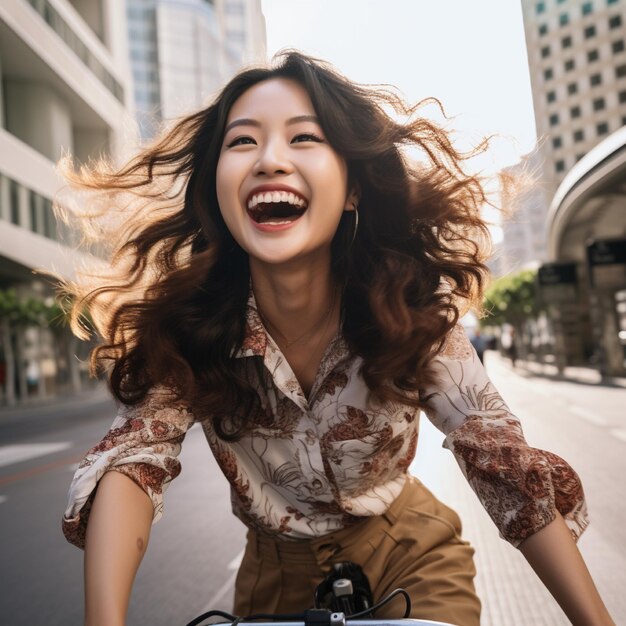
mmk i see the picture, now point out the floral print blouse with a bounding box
[63,293,588,550]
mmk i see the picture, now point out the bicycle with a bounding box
[186,562,457,626]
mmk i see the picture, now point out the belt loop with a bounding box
[383,475,413,525]
[248,529,259,559]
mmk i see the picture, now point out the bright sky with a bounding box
[261,0,538,176]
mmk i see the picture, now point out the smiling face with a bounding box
[216,78,357,268]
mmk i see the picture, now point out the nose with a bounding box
[252,139,293,176]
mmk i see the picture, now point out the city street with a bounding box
[1,352,625,625]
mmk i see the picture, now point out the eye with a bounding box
[226,136,256,147]
[292,133,324,144]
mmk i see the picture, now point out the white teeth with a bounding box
[247,190,309,210]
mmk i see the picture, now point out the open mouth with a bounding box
[246,191,308,225]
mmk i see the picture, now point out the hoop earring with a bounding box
[351,207,359,244]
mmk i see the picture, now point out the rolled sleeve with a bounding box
[422,325,589,547]
[62,385,195,549]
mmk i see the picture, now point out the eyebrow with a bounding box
[224,115,320,134]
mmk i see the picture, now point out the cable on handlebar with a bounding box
[186,588,411,625]
[185,609,237,626]
[347,588,411,619]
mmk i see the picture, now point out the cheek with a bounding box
[215,157,240,221]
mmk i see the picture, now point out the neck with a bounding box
[250,253,339,344]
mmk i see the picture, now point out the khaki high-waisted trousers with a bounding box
[233,476,481,626]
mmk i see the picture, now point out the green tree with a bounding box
[0,289,69,405]
[482,268,543,357]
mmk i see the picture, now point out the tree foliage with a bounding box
[0,288,67,329]
[482,268,542,327]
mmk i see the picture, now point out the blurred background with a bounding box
[1,1,625,624]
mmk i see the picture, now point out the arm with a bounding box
[84,471,154,626]
[519,511,614,626]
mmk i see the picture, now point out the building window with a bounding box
[556,160,566,172]
[552,136,563,149]
[537,2,546,13]
[29,191,38,233]
[565,58,575,71]
[618,64,626,76]
[10,179,20,226]
[547,90,557,103]
[588,49,600,62]
[593,97,606,110]
[571,105,582,118]
[558,0,566,3]
[573,129,585,142]
[560,13,570,25]
[608,0,619,4]
[550,113,560,125]
[585,25,597,37]
[567,82,579,94]
[541,45,551,58]
[613,40,625,53]
[43,198,56,240]
[544,67,554,80]
[539,23,549,35]
[609,15,623,28]
[596,121,609,134]
[590,73,603,86]
[582,1,594,14]
[619,89,626,102]
[562,35,573,48]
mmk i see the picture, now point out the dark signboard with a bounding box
[587,239,626,266]
[587,239,626,289]
[538,262,578,287]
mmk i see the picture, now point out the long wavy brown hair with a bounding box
[58,50,491,440]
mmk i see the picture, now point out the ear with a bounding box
[344,182,361,212]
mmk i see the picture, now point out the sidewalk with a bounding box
[491,351,626,389]
[0,384,114,429]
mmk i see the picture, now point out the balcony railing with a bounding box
[27,0,125,103]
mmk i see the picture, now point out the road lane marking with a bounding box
[611,429,626,444]
[567,406,607,426]
[228,549,244,570]
[0,495,7,504]
[0,454,84,486]
[0,442,73,468]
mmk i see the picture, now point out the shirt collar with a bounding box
[233,290,267,359]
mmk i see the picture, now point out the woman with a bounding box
[61,52,613,626]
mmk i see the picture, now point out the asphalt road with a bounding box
[1,352,625,625]
[0,394,247,626]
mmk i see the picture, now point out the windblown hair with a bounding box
[58,50,491,440]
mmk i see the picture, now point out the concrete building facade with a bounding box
[499,148,552,274]
[127,0,266,141]
[0,0,134,404]
[521,0,626,196]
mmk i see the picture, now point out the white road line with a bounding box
[611,429,626,444]
[567,406,607,426]
[0,495,7,504]
[228,549,244,571]
[0,442,73,468]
